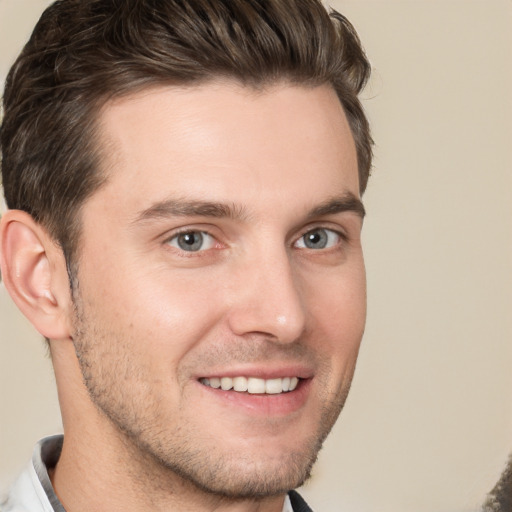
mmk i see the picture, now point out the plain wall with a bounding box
[1,1,511,511]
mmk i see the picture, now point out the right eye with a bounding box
[167,231,216,252]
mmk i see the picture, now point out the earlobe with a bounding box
[0,210,72,340]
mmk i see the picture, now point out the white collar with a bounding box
[282,494,294,512]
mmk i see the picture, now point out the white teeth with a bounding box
[247,377,266,394]
[233,376,248,392]
[209,377,221,389]
[265,378,283,394]
[220,377,233,390]
[200,376,300,394]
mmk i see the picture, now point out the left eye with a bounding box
[295,228,341,250]
[167,231,216,252]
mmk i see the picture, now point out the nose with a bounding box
[226,246,307,344]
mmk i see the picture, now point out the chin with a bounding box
[126,421,326,500]
[160,444,320,499]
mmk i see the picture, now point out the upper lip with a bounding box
[195,363,314,381]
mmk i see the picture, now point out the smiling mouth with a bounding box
[199,376,300,394]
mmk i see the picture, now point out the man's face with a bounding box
[71,81,366,497]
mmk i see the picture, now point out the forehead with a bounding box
[91,81,359,218]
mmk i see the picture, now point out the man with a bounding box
[0,0,372,510]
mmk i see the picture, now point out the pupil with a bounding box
[305,229,327,249]
[184,233,196,245]
[178,232,203,251]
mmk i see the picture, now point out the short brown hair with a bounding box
[1,0,372,267]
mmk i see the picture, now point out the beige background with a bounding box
[1,0,511,511]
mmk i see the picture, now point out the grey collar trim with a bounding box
[33,435,66,512]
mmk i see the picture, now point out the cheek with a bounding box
[307,262,366,362]
[80,260,228,364]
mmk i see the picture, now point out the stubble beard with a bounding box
[70,291,354,501]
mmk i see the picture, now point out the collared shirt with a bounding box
[2,436,309,512]
[2,436,65,512]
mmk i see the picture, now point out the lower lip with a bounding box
[197,379,312,417]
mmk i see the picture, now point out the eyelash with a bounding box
[294,227,347,250]
[165,229,219,254]
[164,225,347,255]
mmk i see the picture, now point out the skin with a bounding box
[1,81,366,512]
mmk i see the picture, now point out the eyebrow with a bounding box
[132,192,365,225]
[309,193,366,219]
[133,198,250,223]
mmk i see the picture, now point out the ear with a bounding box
[0,210,73,340]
